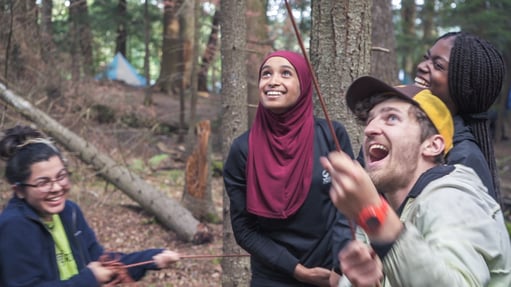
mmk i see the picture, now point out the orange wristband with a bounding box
[357,195,389,234]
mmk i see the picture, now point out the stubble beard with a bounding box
[368,159,416,195]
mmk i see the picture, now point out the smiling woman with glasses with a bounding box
[16,169,72,194]
[0,125,180,287]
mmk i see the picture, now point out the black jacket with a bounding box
[447,115,496,200]
[224,118,354,287]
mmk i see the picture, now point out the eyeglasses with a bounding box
[17,171,72,193]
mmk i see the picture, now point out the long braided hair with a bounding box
[437,31,505,204]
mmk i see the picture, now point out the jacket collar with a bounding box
[396,165,456,216]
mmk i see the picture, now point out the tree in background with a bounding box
[220,0,251,284]
[181,0,220,224]
[156,0,181,93]
[40,0,54,63]
[69,0,94,78]
[246,0,272,126]
[1,0,41,88]
[177,0,196,143]
[420,0,436,53]
[115,0,127,56]
[143,0,152,105]
[310,0,372,152]
[197,8,220,93]
[371,0,399,85]
[397,0,417,83]
[156,0,195,97]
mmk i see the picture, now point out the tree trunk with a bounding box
[370,0,398,85]
[179,0,194,94]
[184,0,200,154]
[0,83,207,243]
[221,0,251,285]
[143,0,152,105]
[246,0,272,127]
[68,0,81,81]
[198,9,220,93]
[421,0,436,49]
[40,0,54,63]
[80,1,93,75]
[115,0,127,57]
[182,120,218,222]
[177,0,194,144]
[39,0,62,101]
[69,0,94,76]
[400,0,416,83]
[156,0,177,93]
[156,0,184,94]
[310,0,372,153]
[182,0,216,218]
[3,0,41,87]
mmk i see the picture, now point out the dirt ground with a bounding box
[67,82,226,287]
[0,80,510,287]
[0,81,226,287]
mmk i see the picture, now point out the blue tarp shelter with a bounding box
[95,52,147,87]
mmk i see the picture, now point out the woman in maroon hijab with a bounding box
[224,51,355,287]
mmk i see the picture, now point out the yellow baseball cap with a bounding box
[346,76,454,155]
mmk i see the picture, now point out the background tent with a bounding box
[95,52,147,87]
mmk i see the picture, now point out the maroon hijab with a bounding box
[246,51,314,219]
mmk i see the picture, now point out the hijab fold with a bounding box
[246,51,314,219]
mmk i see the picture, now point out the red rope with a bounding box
[99,253,136,287]
[121,253,250,269]
[283,0,356,239]
[181,253,250,259]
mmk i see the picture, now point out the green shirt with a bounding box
[45,214,79,280]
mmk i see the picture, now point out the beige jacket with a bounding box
[338,164,511,287]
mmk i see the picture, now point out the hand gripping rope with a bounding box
[98,252,250,286]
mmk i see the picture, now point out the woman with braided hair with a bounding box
[415,31,505,204]
[0,125,180,287]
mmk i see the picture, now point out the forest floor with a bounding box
[0,80,510,287]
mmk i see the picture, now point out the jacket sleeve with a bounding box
[331,120,356,273]
[446,140,496,200]
[223,133,300,276]
[333,120,355,160]
[0,215,100,287]
[382,181,509,286]
[70,201,164,282]
[119,249,164,280]
[447,116,495,200]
